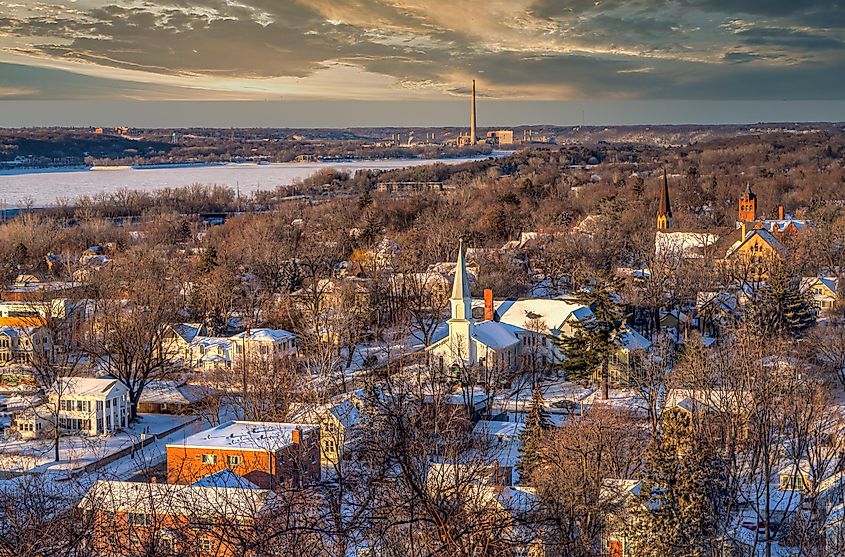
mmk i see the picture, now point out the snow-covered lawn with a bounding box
[0,413,197,474]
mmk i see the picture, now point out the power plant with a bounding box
[457,80,514,147]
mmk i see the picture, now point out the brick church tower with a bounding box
[738,183,757,223]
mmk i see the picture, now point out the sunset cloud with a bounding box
[0,0,843,100]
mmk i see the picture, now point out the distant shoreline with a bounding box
[0,151,504,176]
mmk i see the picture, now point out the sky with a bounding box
[0,1,844,126]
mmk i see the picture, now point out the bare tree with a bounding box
[82,249,181,421]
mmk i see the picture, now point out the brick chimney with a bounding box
[741,222,747,239]
[778,206,785,220]
[483,289,494,321]
[292,427,301,445]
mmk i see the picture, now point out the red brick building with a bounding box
[166,421,321,489]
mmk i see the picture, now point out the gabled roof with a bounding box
[56,377,126,398]
[494,298,592,334]
[170,323,204,343]
[192,469,260,489]
[139,381,210,405]
[79,480,275,517]
[801,276,838,295]
[726,228,789,259]
[618,326,652,351]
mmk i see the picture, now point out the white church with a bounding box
[427,242,651,384]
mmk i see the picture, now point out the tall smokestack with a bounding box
[470,79,477,145]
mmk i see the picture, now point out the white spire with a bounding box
[450,241,473,321]
[452,240,471,300]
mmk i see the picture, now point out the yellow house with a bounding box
[801,277,839,314]
[289,398,362,466]
[723,226,788,281]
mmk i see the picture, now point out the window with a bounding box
[199,538,213,553]
[128,512,152,526]
[226,454,241,467]
[201,454,217,465]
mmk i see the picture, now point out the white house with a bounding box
[53,377,129,436]
[182,328,296,371]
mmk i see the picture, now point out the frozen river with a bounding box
[0,153,503,207]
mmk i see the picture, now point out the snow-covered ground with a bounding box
[0,413,198,475]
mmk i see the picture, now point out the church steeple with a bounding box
[446,241,476,364]
[738,182,757,223]
[657,168,672,230]
[450,240,473,321]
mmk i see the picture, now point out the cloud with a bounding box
[0,0,842,100]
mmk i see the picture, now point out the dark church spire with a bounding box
[657,168,672,230]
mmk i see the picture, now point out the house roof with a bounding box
[473,320,520,350]
[289,398,362,430]
[494,298,591,334]
[472,420,524,441]
[0,317,47,327]
[56,377,125,398]
[801,276,838,295]
[79,480,275,517]
[171,323,204,343]
[229,328,295,342]
[168,420,318,452]
[139,381,209,405]
[618,326,652,351]
[0,326,40,338]
[192,469,260,489]
[190,336,232,351]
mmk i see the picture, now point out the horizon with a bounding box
[2,100,845,128]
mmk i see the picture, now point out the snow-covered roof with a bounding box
[79,480,275,517]
[473,420,524,441]
[0,326,40,337]
[169,420,318,452]
[56,377,126,399]
[289,398,362,430]
[801,276,838,295]
[618,326,651,351]
[760,219,810,233]
[473,320,519,350]
[139,381,209,405]
[192,469,260,489]
[190,335,232,351]
[171,323,204,343]
[229,328,295,342]
[495,298,591,334]
[600,478,642,502]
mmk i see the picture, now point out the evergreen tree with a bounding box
[628,413,728,557]
[358,190,374,210]
[750,261,816,338]
[12,242,27,267]
[516,386,552,484]
[198,245,218,274]
[555,271,626,400]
